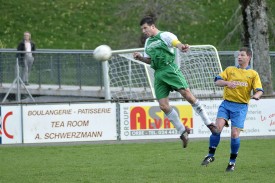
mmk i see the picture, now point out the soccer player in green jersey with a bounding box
[201,47,264,172]
[133,15,218,148]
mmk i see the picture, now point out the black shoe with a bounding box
[226,162,235,172]
[201,156,215,166]
[207,123,219,134]
[180,126,191,148]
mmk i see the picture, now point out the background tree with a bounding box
[239,0,273,95]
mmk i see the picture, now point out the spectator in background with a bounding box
[17,31,36,85]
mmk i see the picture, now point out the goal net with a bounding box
[108,45,223,101]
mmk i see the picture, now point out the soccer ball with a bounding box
[93,45,112,62]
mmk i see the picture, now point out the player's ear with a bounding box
[248,55,252,62]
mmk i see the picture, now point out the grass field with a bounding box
[0,138,274,183]
[1,0,274,50]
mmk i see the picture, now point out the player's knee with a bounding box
[180,88,195,101]
[159,103,170,113]
[180,88,190,97]
[231,127,240,138]
[231,132,239,138]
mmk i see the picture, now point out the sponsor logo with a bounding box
[0,111,14,143]
[123,105,193,137]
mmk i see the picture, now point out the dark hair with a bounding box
[239,47,252,57]
[140,14,157,26]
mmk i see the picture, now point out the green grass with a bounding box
[0,0,274,50]
[0,138,274,183]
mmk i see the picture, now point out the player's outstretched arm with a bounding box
[176,43,189,52]
[133,52,151,64]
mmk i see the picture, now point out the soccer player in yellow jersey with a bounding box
[133,15,218,149]
[201,47,264,172]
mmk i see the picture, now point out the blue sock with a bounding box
[230,137,240,163]
[208,133,220,156]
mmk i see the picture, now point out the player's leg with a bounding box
[155,73,190,148]
[159,65,218,134]
[178,88,207,121]
[226,102,248,172]
[202,101,229,166]
[158,97,190,148]
[158,97,186,133]
[226,127,241,172]
[201,117,226,166]
[178,88,219,134]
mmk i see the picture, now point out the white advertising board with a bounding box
[23,103,117,143]
[194,99,275,137]
[0,106,22,144]
[120,99,275,140]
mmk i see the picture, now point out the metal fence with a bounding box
[0,49,103,88]
[0,49,105,103]
[0,49,274,103]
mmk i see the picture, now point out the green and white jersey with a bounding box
[144,31,178,70]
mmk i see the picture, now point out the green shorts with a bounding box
[154,64,189,99]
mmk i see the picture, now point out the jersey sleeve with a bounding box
[159,32,180,47]
[253,72,264,93]
[143,51,149,58]
[214,68,229,81]
[143,38,150,58]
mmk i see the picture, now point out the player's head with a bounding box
[239,47,252,57]
[139,14,158,37]
[238,47,252,66]
[140,16,155,26]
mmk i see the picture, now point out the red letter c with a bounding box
[3,111,13,139]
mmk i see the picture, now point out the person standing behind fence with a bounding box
[17,31,36,85]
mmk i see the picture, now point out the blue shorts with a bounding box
[217,100,248,129]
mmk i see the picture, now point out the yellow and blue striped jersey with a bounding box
[215,66,263,104]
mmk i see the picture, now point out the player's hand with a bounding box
[133,52,142,60]
[252,91,263,100]
[226,81,237,89]
[252,96,260,100]
[179,44,189,52]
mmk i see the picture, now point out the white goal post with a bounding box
[105,45,223,101]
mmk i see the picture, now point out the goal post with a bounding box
[107,50,155,101]
[105,45,223,101]
[175,45,223,98]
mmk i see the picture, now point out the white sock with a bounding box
[192,100,211,126]
[166,108,185,134]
